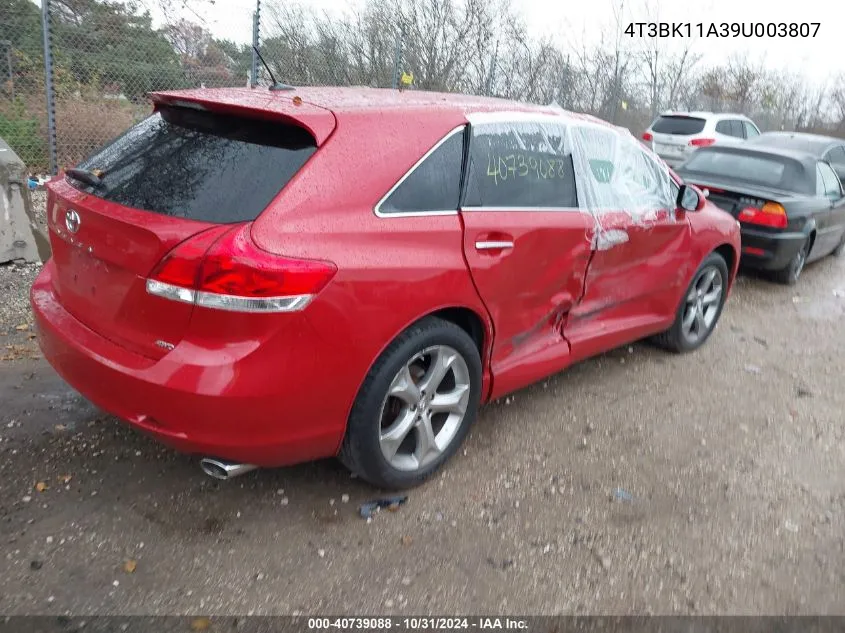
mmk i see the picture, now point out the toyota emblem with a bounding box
[65,209,81,234]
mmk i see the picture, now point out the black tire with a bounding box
[339,316,482,490]
[652,251,729,354]
[771,236,811,285]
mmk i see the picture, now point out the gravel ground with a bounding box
[29,189,47,230]
[0,262,40,335]
[0,189,45,358]
[0,200,844,615]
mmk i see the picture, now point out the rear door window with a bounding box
[818,161,842,197]
[717,120,744,138]
[68,106,317,223]
[378,127,465,214]
[464,121,577,209]
[651,116,706,135]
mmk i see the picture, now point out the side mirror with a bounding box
[677,184,706,212]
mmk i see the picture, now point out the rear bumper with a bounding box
[30,261,344,467]
[739,227,808,271]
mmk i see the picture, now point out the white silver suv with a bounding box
[642,111,761,168]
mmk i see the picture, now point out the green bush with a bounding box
[0,101,47,170]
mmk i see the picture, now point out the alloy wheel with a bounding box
[681,265,724,344]
[378,345,471,472]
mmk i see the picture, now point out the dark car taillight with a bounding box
[738,202,788,229]
[689,138,716,147]
[146,224,337,313]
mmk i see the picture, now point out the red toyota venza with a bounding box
[31,87,740,489]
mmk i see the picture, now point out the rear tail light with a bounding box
[689,138,716,147]
[738,202,788,229]
[642,132,653,142]
[146,225,337,313]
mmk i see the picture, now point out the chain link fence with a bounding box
[2,0,265,175]
[2,0,840,176]
[2,0,50,172]
[1,0,413,176]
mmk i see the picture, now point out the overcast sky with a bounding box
[148,0,843,85]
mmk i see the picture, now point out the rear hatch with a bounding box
[46,97,328,359]
[650,115,708,162]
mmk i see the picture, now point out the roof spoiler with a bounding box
[148,90,337,145]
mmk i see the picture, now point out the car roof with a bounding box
[677,144,822,195]
[690,143,819,169]
[748,131,844,155]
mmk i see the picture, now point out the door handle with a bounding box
[475,240,514,251]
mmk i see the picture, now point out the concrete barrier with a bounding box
[0,137,51,264]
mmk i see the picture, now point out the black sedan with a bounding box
[748,131,845,184]
[675,144,845,284]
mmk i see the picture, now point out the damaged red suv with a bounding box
[31,87,740,489]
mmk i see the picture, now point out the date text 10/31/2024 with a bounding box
[624,22,820,38]
[307,617,529,630]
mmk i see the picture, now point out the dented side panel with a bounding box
[564,120,694,359]
[566,210,694,362]
[459,112,704,397]
[460,210,593,400]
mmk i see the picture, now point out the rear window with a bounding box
[651,116,706,135]
[68,106,317,223]
[680,149,810,193]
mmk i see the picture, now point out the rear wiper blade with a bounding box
[65,168,103,187]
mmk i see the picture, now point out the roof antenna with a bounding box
[252,45,294,91]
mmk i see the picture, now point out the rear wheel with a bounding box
[652,252,729,354]
[772,236,811,285]
[339,317,482,489]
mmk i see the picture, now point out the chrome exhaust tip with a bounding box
[200,458,258,480]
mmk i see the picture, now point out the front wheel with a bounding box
[339,317,482,489]
[652,252,729,354]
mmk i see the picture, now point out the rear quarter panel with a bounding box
[250,110,493,448]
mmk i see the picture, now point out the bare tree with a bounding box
[636,0,701,117]
[829,74,845,133]
[397,0,504,92]
[254,0,842,138]
[723,54,765,112]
